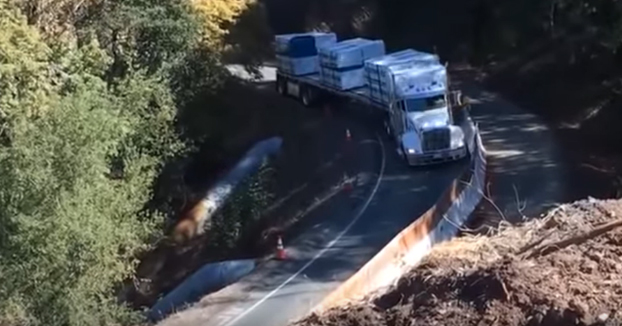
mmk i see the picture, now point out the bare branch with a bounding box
[512,184,527,220]
[481,181,508,222]
[526,217,622,259]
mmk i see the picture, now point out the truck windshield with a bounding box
[404,95,446,112]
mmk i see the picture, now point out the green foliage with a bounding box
[0,1,196,325]
[0,3,55,122]
[222,0,274,78]
[0,0,277,323]
[169,44,230,144]
[209,161,275,251]
[0,78,159,326]
[190,0,250,47]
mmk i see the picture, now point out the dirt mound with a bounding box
[295,198,622,326]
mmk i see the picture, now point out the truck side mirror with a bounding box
[449,91,463,107]
[459,94,471,107]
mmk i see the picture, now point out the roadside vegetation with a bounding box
[0,0,272,325]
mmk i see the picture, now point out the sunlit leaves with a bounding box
[0,3,184,325]
[190,0,251,47]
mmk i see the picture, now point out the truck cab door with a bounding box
[449,91,470,124]
[391,101,405,137]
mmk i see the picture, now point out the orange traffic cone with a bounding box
[345,129,352,141]
[275,235,286,260]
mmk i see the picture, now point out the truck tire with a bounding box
[400,145,409,164]
[301,87,313,107]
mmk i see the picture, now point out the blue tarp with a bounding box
[275,33,337,58]
[148,259,257,322]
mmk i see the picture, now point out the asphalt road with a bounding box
[451,69,569,224]
[156,66,466,326]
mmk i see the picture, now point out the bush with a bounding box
[0,0,276,323]
[209,160,275,252]
[0,2,189,325]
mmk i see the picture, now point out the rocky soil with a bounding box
[294,198,622,326]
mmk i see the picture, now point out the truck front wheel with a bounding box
[400,145,409,163]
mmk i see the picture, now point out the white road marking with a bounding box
[222,134,387,326]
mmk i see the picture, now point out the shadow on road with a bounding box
[450,71,569,229]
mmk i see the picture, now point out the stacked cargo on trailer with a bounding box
[364,49,440,104]
[274,33,337,76]
[318,38,385,90]
[273,33,471,166]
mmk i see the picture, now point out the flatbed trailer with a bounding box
[275,71,387,110]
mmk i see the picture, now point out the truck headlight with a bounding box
[407,148,416,154]
[450,128,465,149]
[451,138,464,149]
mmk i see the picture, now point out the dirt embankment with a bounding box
[294,198,622,326]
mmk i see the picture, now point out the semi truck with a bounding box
[273,33,471,166]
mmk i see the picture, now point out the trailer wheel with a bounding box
[301,87,313,107]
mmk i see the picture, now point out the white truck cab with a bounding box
[384,75,468,165]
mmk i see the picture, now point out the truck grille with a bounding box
[422,128,450,152]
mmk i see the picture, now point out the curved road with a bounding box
[450,68,569,225]
[157,66,466,326]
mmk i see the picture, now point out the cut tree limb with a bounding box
[516,228,556,256]
[516,216,560,256]
[526,217,622,259]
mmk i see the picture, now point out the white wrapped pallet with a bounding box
[365,50,444,104]
[274,32,337,57]
[312,33,338,52]
[366,62,447,104]
[393,64,447,96]
[364,49,440,86]
[318,38,366,66]
[276,55,319,76]
[320,65,365,90]
[366,62,418,102]
[319,38,386,69]
[364,49,438,71]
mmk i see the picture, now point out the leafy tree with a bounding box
[0,2,189,325]
[0,0,276,324]
[191,0,250,47]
